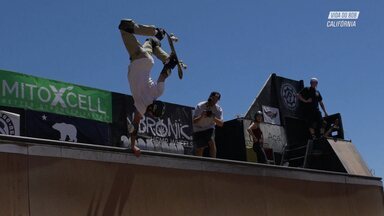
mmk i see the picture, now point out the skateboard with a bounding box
[164,32,187,79]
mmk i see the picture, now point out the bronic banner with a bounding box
[112,93,194,154]
[0,70,112,123]
[26,110,110,145]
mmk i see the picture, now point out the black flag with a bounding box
[26,110,110,145]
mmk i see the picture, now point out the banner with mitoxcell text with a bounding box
[0,70,112,123]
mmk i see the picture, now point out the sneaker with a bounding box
[119,19,137,33]
[155,28,166,40]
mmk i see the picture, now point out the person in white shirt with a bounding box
[119,19,177,156]
[192,92,224,158]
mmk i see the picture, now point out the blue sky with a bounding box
[1,0,383,178]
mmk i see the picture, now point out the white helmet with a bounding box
[310,77,318,83]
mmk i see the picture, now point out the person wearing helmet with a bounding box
[297,78,328,139]
[320,118,340,138]
[192,92,224,158]
[247,111,268,164]
[118,19,178,156]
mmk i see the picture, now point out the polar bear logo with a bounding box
[52,123,78,142]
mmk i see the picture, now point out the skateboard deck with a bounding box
[165,32,187,79]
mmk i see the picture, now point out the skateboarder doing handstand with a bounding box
[119,19,177,156]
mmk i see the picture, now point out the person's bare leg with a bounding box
[208,140,217,158]
[195,147,205,156]
[309,128,316,139]
[119,19,158,61]
[130,110,142,157]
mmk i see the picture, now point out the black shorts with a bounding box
[305,110,322,129]
[193,128,215,148]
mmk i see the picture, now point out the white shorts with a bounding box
[128,56,165,116]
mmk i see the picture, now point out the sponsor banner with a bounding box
[0,69,112,123]
[260,123,287,153]
[0,110,20,136]
[245,74,304,123]
[25,110,110,145]
[275,76,304,121]
[262,105,281,125]
[112,93,193,154]
[0,106,26,136]
[243,120,286,154]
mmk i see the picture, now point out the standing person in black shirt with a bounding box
[298,78,328,139]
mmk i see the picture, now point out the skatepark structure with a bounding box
[0,134,383,216]
[1,69,383,215]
